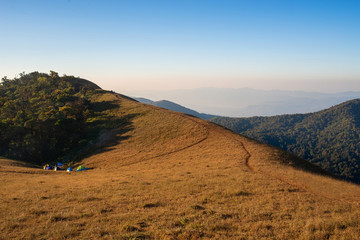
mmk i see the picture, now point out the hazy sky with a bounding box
[1,0,359,93]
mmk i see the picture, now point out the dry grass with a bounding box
[1,91,360,239]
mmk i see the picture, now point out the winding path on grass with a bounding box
[117,109,211,167]
[223,127,360,204]
[185,116,360,204]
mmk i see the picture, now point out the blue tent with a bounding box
[67,167,73,172]
[45,166,53,170]
[57,162,63,167]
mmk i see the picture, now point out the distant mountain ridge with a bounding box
[135,97,216,120]
[127,88,360,117]
[211,99,360,183]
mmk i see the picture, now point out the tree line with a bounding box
[0,71,112,165]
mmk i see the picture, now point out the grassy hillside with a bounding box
[211,99,360,183]
[2,78,360,239]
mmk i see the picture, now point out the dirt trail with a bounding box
[216,125,360,204]
[120,128,209,167]
[177,116,360,204]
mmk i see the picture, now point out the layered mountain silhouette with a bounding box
[128,88,360,117]
[135,97,216,120]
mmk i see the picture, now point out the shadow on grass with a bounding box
[89,100,119,113]
[68,114,139,164]
[275,150,343,181]
[63,98,142,165]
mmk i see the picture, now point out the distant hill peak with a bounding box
[134,97,216,120]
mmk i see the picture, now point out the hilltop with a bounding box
[0,72,128,166]
[2,73,360,239]
[211,99,360,183]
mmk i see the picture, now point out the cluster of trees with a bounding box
[211,100,360,183]
[0,71,110,165]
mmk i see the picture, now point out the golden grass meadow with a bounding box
[1,91,360,239]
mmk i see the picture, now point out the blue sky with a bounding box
[1,0,359,92]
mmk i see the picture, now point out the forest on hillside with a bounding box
[211,100,360,183]
[0,72,124,166]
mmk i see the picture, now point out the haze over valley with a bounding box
[132,88,360,117]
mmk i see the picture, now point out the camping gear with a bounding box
[43,164,49,170]
[67,167,73,172]
[76,165,88,171]
[45,166,53,170]
[56,162,67,170]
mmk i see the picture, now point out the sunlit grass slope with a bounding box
[1,90,360,239]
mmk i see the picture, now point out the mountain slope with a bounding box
[135,97,216,120]
[2,78,360,239]
[211,99,360,183]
